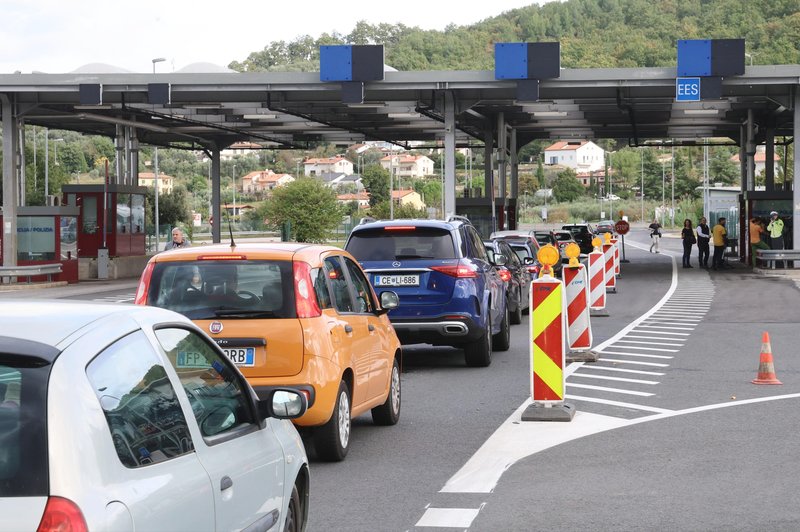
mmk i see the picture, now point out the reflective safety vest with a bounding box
[767,218,784,239]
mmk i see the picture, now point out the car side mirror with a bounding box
[376,291,399,315]
[523,256,535,265]
[493,254,508,266]
[257,389,308,420]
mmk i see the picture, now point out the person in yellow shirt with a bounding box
[750,217,769,267]
[711,217,727,270]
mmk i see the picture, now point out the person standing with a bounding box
[680,219,696,268]
[750,217,769,268]
[712,217,727,270]
[164,227,191,251]
[767,211,786,268]
[648,219,662,253]
[696,216,711,269]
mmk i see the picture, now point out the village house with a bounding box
[304,156,354,176]
[544,140,605,173]
[240,170,295,194]
[380,154,435,178]
[138,172,174,195]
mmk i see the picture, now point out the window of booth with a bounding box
[131,195,145,234]
[117,193,131,235]
[17,217,56,261]
[60,216,77,260]
[82,196,98,234]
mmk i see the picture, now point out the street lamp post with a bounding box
[661,161,666,227]
[640,149,645,222]
[152,58,165,251]
[671,145,675,226]
[232,163,237,229]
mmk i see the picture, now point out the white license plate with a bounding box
[222,347,256,367]
[375,274,419,287]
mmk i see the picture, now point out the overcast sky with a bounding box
[1,0,551,74]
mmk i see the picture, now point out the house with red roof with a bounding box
[380,154,435,178]
[303,156,354,176]
[240,169,294,194]
[544,140,605,173]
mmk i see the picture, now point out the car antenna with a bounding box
[223,203,236,249]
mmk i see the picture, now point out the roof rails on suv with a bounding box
[446,214,471,224]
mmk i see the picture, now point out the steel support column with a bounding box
[211,146,221,243]
[497,113,507,230]
[443,91,456,219]
[1,94,19,267]
[746,109,755,191]
[765,128,775,191]
[794,89,800,251]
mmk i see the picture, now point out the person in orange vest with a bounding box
[711,217,727,270]
[750,217,769,268]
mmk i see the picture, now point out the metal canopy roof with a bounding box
[2,65,797,151]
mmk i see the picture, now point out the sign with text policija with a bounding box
[676,77,701,102]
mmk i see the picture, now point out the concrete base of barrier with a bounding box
[591,308,609,317]
[521,402,576,422]
[566,349,598,363]
[606,287,617,293]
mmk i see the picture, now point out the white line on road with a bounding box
[598,358,670,367]
[632,328,690,336]
[566,383,655,396]
[577,365,665,376]
[565,394,674,414]
[614,339,684,347]
[570,372,659,385]
[605,344,679,352]
[637,324,695,331]
[416,507,483,528]
[622,335,687,342]
[598,350,674,359]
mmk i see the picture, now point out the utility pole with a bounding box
[671,145,675,226]
[640,148,645,222]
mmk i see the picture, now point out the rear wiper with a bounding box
[395,254,432,259]
[213,309,277,318]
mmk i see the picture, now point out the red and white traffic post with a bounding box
[587,237,608,317]
[602,233,616,293]
[562,243,597,363]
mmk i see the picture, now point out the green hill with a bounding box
[229,0,800,73]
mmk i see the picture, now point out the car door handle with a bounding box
[220,476,233,491]
[368,324,375,332]
[344,324,353,333]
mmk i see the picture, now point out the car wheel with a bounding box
[492,305,511,351]
[283,482,302,532]
[510,290,523,325]
[313,380,351,462]
[464,310,492,367]
[371,357,401,426]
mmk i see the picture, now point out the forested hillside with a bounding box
[229,0,800,73]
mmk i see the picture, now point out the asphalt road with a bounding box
[5,229,799,531]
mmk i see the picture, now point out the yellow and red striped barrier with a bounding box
[588,237,606,312]
[602,238,616,293]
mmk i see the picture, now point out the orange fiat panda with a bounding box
[135,242,402,461]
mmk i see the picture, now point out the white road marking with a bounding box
[647,316,702,321]
[598,358,670,367]
[578,365,665,376]
[416,507,482,528]
[632,328,689,336]
[622,334,687,342]
[636,324,695,331]
[570,372,659,385]
[565,394,674,414]
[566,383,655,396]
[614,339,684,347]
[598,350,674,359]
[605,344,679,352]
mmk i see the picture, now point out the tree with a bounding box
[145,186,191,236]
[261,178,342,242]
[361,164,390,206]
[552,169,585,202]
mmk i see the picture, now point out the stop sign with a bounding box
[614,220,630,235]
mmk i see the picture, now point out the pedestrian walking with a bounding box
[681,219,696,268]
[648,219,662,253]
[750,217,769,268]
[696,216,711,268]
[164,227,191,251]
[712,217,727,270]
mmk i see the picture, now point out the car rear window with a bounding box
[346,227,456,261]
[534,234,552,245]
[0,359,49,497]
[554,233,573,242]
[509,245,531,262]
[147,260,296,320]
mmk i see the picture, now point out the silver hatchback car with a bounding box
[0,300,309,532]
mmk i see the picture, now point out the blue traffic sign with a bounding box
[675,77,701,102]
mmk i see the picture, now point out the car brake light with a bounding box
[430,261,479,278]
[134,262,155,305]
[527,264,540,274]
[498,267,512,283]
[384,226,416,231]
[196,254,247,260]
[37,497,88,532]
[293,262,321,318]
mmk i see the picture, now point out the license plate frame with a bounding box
[222,347,256,367]
[374,274,420,287]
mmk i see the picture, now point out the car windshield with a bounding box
[554,233,573,242]
[0,358,49,497]
[534,233,552,245]
[147,260,296,320]
[346,227,456,261]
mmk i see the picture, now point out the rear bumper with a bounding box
[390,316,483,346]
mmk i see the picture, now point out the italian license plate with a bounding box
[222,347,256,367]
[176,350,209,368]
[375,274,419,287]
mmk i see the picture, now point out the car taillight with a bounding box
[430,261,479,278]
[498,267,512,283]
[527,264,540,274]
[134,262,155,305]
[293,262,321,318]
[37,497,88,532]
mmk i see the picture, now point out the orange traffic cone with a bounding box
[752,332,782,385]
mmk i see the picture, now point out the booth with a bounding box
[0,206,80,283]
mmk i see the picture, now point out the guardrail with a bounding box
[0,263,63,284]
[755,249,799,269]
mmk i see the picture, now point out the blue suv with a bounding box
[344,217,510,367]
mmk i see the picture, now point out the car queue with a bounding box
[0,216,576,532]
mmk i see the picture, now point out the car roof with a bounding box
[353,219,461,232]
[0,300,179,348]
[151,242,339,263]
